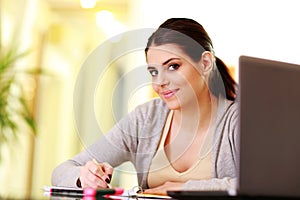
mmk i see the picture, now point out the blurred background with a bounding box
[0,0,299,199]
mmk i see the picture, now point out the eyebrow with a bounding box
[147,58,180,70]
[162,58,180,65]
[147,66,155,71]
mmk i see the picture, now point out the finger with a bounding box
[102,162,114,179]
[83,177,105,189]
[81,162,107,189]
[143,188,156,194]
[144,188,166,195]
[87,161,101,174]
[81,170,107,189]
[88,161,105,179]
[80,165,97,188]
[90,160,111,186]
[86,171,107,188]
[79,174,99,189]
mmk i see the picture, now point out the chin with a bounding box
[165,101,181,110]
[159,96,181,110]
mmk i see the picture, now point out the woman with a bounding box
[51,18,238,194]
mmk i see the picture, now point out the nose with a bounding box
[153,73,169,87]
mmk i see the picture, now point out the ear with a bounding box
[201,51,214,75]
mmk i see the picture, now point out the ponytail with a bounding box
[209,57,237,101]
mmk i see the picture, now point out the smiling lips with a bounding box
[161,89,179,99]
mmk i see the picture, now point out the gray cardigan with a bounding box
[52,97,239,190]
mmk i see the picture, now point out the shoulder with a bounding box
[127,98,169,139]
[213,99,239,176]
[120,98,169,131]
[225,101,238,120]
[133,98,169,119]
[218,99,238,123]
[135,98,168,110]
[215,98,239,138]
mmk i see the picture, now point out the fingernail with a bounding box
[108,174,112,179]
[105,178,110,184]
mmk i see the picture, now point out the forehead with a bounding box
[146,44,191,64]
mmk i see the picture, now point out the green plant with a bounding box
[0,47,36,144]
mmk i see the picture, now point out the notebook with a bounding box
[168,55,300,199]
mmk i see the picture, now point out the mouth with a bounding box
[161,89,179,99]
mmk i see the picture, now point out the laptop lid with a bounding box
[238,55,300,197]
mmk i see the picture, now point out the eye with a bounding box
[149,69,158,77]
[168,63,180,71]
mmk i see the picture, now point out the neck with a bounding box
[164,92,218,159]
[173,92,218,135]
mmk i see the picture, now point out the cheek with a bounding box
[152,82,159,93]
[183,71,205,90]
[190,76,206,93]
[175,72,194,87]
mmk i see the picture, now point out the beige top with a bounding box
[148,110,212,188]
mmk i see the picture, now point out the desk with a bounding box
[46,192,171,200]
[42,187,300,200]
[46,193,300,200]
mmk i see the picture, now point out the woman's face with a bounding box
[146,44,209,110]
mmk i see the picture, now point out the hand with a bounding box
[78,160,113,189]
[143,181,184,195]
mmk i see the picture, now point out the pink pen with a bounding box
[83,188,124,199]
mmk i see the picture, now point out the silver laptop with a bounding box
[168,55,300,199]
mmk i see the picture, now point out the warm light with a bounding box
[2,16,12,46]
[96,10,126,39]
[80,0,97,9]
[96,10,114,27]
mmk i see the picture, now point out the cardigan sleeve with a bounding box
[51,99,168,188]
[181,177,237,191]
[51,106,142,187]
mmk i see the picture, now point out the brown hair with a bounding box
[145,18,237,101]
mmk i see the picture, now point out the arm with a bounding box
[51,110,139,188]
[144,178,237,195]
[51,99,169,188]
[181,177,237,191]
